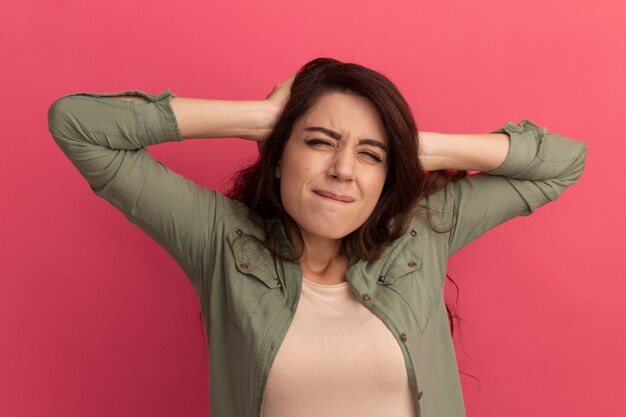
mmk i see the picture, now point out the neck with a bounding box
[286,224,349,283]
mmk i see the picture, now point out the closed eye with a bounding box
[360,151,383,163]
[307,139,384,162]
[305,138,334,147]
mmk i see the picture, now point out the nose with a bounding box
[328,149,355,182]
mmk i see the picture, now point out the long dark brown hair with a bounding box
[228,57,468,335]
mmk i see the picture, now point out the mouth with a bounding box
[313,190,355,203]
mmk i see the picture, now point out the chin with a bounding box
[286,207,366,242]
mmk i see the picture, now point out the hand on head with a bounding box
[258,74,296,152]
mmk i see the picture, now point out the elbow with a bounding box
[542,141,588,201]
[565,141,588,185]
[47,96,81,140]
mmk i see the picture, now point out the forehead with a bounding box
[296,92,388,144]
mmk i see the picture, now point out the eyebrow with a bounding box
[304,126,388,152]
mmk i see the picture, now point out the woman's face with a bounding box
[277,91,388,247]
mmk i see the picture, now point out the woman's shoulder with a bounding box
[208,190,268,237]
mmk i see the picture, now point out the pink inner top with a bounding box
[261,276,415,417]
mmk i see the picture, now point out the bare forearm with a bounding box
[419,131,510,172]
[115,95,276,141]
[170,97,277,140]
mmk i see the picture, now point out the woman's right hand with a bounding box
[256,74,295,150]
[265,74,295,117]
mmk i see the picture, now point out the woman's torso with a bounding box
[261,275,415,417]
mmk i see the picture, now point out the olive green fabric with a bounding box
[47,89,587,417]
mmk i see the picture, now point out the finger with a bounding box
[265,85,278,100]
[284,74,296,86]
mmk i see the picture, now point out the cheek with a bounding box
[277,150,299,200]
[363,171,387,201]
[278,168,309,216]
[279,178,295,209]
[358,177,386,222]
[278,153,321,202]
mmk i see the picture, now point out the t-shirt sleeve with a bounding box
[430,119,588,257]
[47,89,231,307]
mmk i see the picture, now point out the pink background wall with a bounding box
[1,0,624,416]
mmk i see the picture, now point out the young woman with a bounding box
[47,57,587,417]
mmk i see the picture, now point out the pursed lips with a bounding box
[313,189,355,203]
